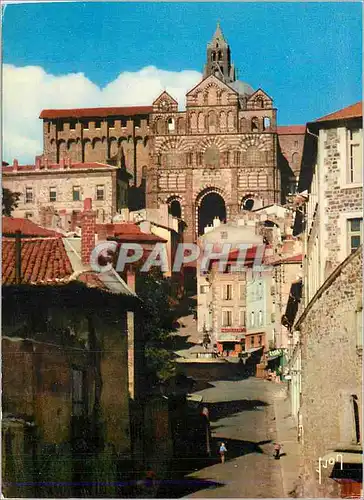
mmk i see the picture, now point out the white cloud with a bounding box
[2,64,201,163]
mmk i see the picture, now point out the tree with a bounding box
[136,269,178,389]
[2,187,21,216]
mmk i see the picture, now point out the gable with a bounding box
[187,74,238,98]
[186,75,238,107]
[247,88,273,110]
[152,91,178,113]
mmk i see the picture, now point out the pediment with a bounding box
[186,75,238,98]
[247,88,273,107]
[153,91,178,113]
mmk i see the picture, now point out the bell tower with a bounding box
[204,22,236,84]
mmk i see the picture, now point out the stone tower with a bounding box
[203,22,236,84]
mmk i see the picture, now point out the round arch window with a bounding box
[242,198,254,211]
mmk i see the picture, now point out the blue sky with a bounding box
[2,2,362,162]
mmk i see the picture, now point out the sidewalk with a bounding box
[273,384,301,497]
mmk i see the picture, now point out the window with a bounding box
[196,152,203,166]
[351,395,361,444]
[250,336,254,347]
[69,121,76,130]
[25,187,33,204]
[47,122,51,133]
[263,117,271,130]
[95,120,102,129]
[294,140,298,148]
[49,187,57,202]
[167,118,175,132]
[223,284,233,300]
[258,335,263,346]
[258,310,263,326]
[220,231,228,240]
[251,311,255,327]
[96,185,105,201]
[73,186,81,201]
[239,283,245,300]
[83,120,89,130]
[239,309,246,326]
[25,212,33,219]
[108,119,115,129]
[71,368,87,417]
[235,151,241,165]
[347,129,362,184]
[222,310,232,327]
[200,285,209,294]
[347,218,363,253]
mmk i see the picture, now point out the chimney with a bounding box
[81,198,96,265]
[15,230,22,283]
[13,159,18,171]
[35,158,41,170]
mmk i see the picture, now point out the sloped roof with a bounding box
[2,217,63,238]
[277,125,306,135]
[2,237,73,285]
[97,222,167,242]
[2,236,132,294]
[39,106,153,119]
[3,162,117,173]
[316,101,362,122]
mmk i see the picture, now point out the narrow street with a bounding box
[158,377,285,498]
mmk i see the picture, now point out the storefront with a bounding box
[265,348,288,379]
[217,329,246,357]
[320,448,363,498]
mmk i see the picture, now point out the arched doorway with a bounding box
[197,189,226,236]
[169,199,182,219]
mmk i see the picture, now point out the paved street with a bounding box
[158,377,285,498]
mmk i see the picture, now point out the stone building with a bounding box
[37,23,301,243]
[298,101,362,301]
[2,209,138,498]
[147,24,283,243]
[287,101,363,498]
[2,157,128,230]
[296,248,362,498]
[40,106,151,189]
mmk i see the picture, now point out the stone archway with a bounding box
[196,188,227,236]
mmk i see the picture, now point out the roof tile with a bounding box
[2,217,63,238]
[39,106,153,120]
[316,101,362,122]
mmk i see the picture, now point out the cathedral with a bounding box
[38,23,300,241]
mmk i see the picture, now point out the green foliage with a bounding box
[136,269,178,386]
[2,187,21,216]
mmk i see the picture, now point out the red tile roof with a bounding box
[316,102,362,122]
[2,217,63,238]
[3,162,116,173]
[277,125,306,135]
[2,237,110,290]
[2,237,73,285]
[97,222,167,242]
[39,106,153,120]
[269,253,303,265]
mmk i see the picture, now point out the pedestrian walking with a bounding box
[219,442,227,463]
[273,443,281,459]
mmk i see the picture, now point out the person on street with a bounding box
[219,442,227,463]
[274,443,281,459]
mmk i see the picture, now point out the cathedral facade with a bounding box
[147,23,280,241]
[37,23,298,240]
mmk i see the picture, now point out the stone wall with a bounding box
[297,248,362,498]
[43,117,149,188]
[322,128,363,270]
[3,166,117,229]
